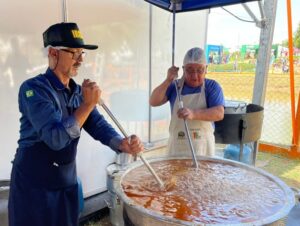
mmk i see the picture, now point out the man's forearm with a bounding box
[74,103,95,127]
[149,79,171,106]
[192,105,224,121]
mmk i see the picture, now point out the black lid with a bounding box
[43,22,98,50]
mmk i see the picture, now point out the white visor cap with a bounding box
[183,47,206,66]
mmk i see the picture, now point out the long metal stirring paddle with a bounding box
[174,80,199,168]
[98,100,165,188]
[170,3,198,168]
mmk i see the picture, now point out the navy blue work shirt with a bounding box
[18,68,122,151]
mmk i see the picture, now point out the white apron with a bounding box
[167,79,215,157]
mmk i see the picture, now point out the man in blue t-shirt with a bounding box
[150,47,224,157]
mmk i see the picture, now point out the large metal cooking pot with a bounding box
[224,100,247,114]
[114,157,295,226]
[214,104,264,144]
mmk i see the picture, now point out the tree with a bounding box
[281,40,288,47]
[281,22,300,48]
[294,22,300,48]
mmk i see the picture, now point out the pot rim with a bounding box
[114,156,295,226]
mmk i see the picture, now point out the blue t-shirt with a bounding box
[18,68,122,151]
[166,78,225,113]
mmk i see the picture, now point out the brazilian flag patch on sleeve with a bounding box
[25,90,34,98]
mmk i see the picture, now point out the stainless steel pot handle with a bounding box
[291,187,300,202]
[104,198,112,209]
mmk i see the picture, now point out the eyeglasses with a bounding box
[60,49,86,60]
[185,67,206,75]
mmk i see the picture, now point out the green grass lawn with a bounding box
[208,62,256,72]
[256,151,300,189]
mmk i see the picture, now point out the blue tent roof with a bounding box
[145,0,259,13]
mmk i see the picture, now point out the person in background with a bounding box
[208,52,213,64]
[150,47,224,157]
[8,22,143,226]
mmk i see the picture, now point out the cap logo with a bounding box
[71,30,83,40]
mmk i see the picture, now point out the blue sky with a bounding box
[207,0,300,48]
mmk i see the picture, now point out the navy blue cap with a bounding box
[43,22,98,50]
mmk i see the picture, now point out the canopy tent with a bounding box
[144,0,265,166]
[144,0,279,164]
[144,0,274,108]
[144,0,265,64]
[144,0,259,13]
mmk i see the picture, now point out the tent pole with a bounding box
[242,3,261,27]
[286,0,297,151]
[171,1,198,168]
[252,0,278,164]
[148,5,153,147]
[258,1,266,20]
[172,4,176,66]
[62,0,68,22]
[252,0,277,106]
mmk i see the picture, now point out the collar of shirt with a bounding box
[44,68,80,95]
[44,68,82,108]
[182,83,201,95]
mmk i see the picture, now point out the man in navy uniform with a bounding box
[8,22,143,226]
